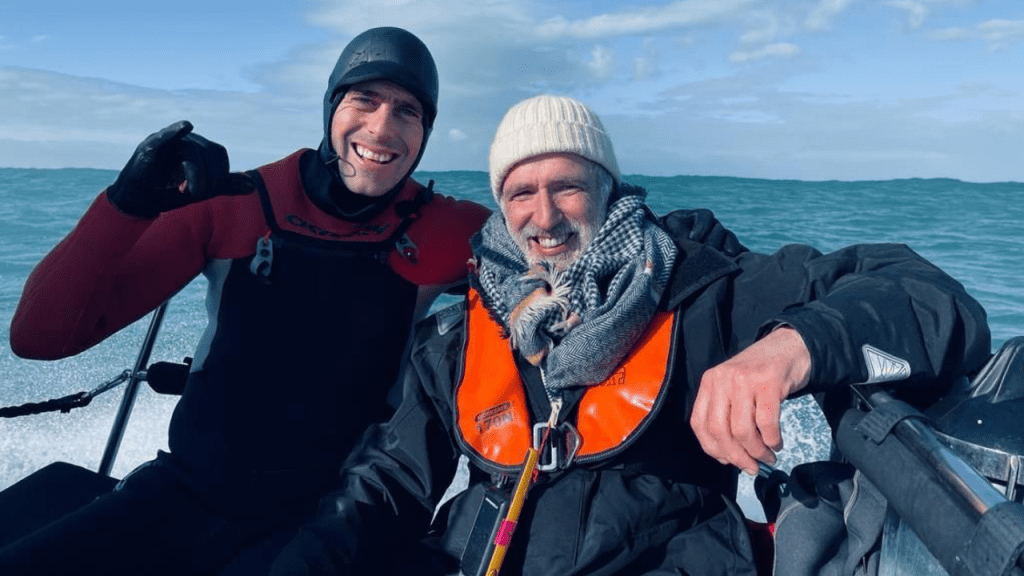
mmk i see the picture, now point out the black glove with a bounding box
[106,120,250,218]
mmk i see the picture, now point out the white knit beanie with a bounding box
[488,94,620,203]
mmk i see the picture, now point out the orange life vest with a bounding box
[455,288,676,472]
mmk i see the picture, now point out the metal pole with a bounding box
[854,385,1024,575]
[98,301,169,476]
[894,416,1007,516]
[858,386,1006,517]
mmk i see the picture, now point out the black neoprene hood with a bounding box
[318,26,439,168]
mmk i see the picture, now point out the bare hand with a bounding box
[690,326,811,475]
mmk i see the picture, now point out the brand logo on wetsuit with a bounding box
[475,402,514,433]
[285,214,391,239]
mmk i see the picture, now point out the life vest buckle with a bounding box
[532,421,580,472]
[249,235,274,282]
[395,233,419,263]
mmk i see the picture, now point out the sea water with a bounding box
[1,167,1022,521]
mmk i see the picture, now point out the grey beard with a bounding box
[513,219,592,272]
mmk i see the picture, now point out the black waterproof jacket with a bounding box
[270,208,991,576]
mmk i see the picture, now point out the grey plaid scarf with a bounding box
[471,184,678,393]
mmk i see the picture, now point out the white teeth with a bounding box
[537,236,566,248]
[354,144,396,164]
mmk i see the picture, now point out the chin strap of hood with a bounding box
[298,151,406,223]
[315,132,422,223]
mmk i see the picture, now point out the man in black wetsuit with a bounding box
[2,27,489,575]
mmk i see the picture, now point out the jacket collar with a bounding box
[662,238,740,310]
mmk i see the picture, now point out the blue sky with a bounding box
[2,0,1022,181]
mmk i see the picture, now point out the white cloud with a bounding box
[978,19,1024,49]
[603,77,1024,181]
[804,0,858,31]
[673,34,698,49]
[247,43,345,102]
[633,56,658,81]
[448,128,467,141]
[304,0,530,37]
[0,67,316,169]
[631,37,660,82]
[740,15,783,45]
[588,45,616,80]
[886,0,931,29]
[924,18,1024,49]
[928,26,972,41]
[535,0,760,40]
[885,0,975,29]
[729,42,801,64]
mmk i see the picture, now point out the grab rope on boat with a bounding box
[1,302,186,476]
[0,369,134,418]
[0,357,192,419]
[2,301,189,421]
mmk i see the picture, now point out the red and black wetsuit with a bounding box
[167,150,490,510]
[5,149,490,573]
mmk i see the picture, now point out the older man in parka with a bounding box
[270,95,991,576]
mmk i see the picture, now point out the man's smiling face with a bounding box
[329,80,425,197]
[500,152,608,271]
